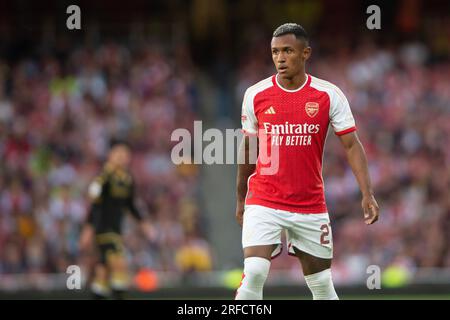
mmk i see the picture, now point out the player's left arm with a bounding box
[126,179,156,241]
[126,181,142,221]
[338,131,379,225]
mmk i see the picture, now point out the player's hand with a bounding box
[79,225,94,252]
[362,194,379,225]
[235,200,245,227]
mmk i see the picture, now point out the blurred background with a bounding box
[0,0,449,299]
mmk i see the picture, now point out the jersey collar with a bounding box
[275,73,310,93]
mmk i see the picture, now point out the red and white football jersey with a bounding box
[241,74,356,213]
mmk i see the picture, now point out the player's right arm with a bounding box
[236,136,257,226]
[79,170,108,251]
[236,88,258,226]
[85,171,108,226]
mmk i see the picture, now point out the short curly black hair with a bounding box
[273,23,309,45]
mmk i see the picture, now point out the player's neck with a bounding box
[277,72,307,91]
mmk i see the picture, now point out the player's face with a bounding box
[110,145,131,169]
[271,34,311,79]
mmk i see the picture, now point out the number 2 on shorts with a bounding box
[320,223,331,245]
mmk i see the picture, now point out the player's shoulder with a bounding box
[309,75,341,93]
[309,75,348,102]
[244,76,274,97]
[310,75,347,110]
[89,168,108,199]
[93,163,114,182]
[102,163,114,175]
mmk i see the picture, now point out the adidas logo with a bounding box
[264,106,276,114]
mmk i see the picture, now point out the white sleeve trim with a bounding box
[241,88,258,134]
[88,181,102,199]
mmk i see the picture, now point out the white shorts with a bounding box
[242,204,333,259]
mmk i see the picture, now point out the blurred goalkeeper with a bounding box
[79,140,154,299]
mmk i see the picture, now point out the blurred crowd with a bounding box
[321,42,450,283]
[0,38,213,278]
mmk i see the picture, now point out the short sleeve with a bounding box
[87,166,111,202]
[329,86,356,136]
[88,176,104,202]
[241,88,258,136]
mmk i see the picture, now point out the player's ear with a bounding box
[303,46,311,61]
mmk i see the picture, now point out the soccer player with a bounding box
[235,23,379,300]
[79,140,154,299]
